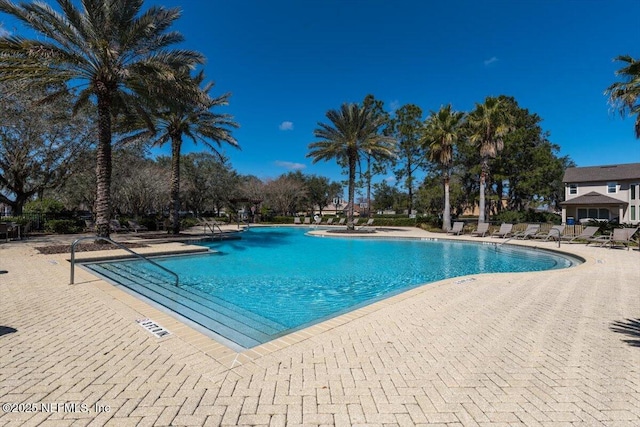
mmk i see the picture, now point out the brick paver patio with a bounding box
[1,228,638,426]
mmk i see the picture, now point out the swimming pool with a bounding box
[84,227,580,349]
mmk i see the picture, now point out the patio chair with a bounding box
[109,219,128,233]
[491,223,513,238]
[336,218,346,226]
[358,218,375,231]
[313,216,322,226]
[351,218,360,227]
[447,221,464,235]
[293,217,302,225]
[303,217,311,225]
[534,224,565,241]
[470,222,490,237]
[325,218,334,226]
[513,224,540,239]
[560,226,599,243]
[590,227,638,250]
[127,220,148,232]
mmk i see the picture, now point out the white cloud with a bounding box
[279,121,294,131]
[384,175,396,183]
[388,100,400,113]
[0,25,10,37]
[275,160,306,170]
[483,56,499,66]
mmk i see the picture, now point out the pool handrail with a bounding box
[69,236,179,286]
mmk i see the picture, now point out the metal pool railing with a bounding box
[69,236,179,286]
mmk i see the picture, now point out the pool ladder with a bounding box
[69,236,179,286]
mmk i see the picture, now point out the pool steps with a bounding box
[85,262,288,348]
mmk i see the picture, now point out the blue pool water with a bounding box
[85,227,579,348]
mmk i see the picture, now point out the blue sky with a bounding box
[2,0,639,185]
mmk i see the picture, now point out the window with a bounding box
[607,182,617,194]
[569,184,577,195]
[632,206,636,221]
[577,208,610,220]
[632,184,637,200]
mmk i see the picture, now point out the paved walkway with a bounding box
[0,227,639,426]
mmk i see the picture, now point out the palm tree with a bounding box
[423,105,465,232]
[466,97,513,224]
[606,55,640,139]
[142,72,239,234]
[0,0,204,237]
[307,103,395,230]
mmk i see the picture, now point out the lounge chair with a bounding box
[109,219,128,233]
[313,216,322,226]
[127,220,148,232]
[303,217,311,225]
[561,226,599,243]
[534,224,565,241]
[470,222,490,237]
[589,227,638,250]
[325,218,334,226]
[336,218,346,226]
[293,217,302,225]
[351,218,360,227]
[491,223,513,238]
[358,218,375,230]
[513,224,540,239]
[447,221,464,235]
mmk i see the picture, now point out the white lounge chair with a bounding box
[470,222,489,237]
[127,220,148,232]
[491,223,513,238]
[358,218,375,230]
[534,224,565,241]
[561,226,599,243]
[447,221,464,235]
[513,224,540,239]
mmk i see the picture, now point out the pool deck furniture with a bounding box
[446,221,464,235]
[324,218,334,226]
[470,222,489,237]
[533,224,565,241]
[109,219,128,233]
[293,217,301,225]
[303,217,311,225]
[127,220,148,233]
[560,225,600,243]
[491,223,513,238]
[336,218,346,226]
[357,218,375,230]
[513,223,540,239]
[588,227,639,250]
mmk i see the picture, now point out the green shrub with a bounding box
[180,217,199,229]
[23,199,65,214]
[1,216,30,226]
[44,219,83,234]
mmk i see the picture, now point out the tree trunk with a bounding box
[347,148,356,230]
[366,154,371,218]
[169,136,182,234]
[442,172,451,231]
[478,157,488,224]
[95,89,113,238]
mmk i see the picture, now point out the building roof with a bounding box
[560,191,627,206]
[563,163,640,183]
